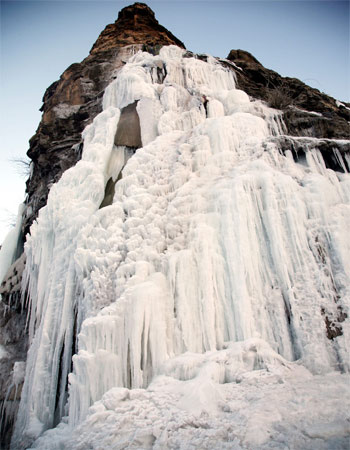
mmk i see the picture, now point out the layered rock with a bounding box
[227,49,350,140]
[90,2,185,54]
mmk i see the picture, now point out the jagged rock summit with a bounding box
[91,2,185,53]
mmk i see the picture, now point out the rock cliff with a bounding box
[0,3,349,448]
[227,49,350,141]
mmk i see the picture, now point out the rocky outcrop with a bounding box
[114,101,142,148]
[227,49,350,140]
[90,2,185,54]
[24,44,135,236]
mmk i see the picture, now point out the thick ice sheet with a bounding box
[12,46,350,448]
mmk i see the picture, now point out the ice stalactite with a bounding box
[11,106,121,447]
[11,46,350,447]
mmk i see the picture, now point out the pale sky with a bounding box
[1,0,349,243]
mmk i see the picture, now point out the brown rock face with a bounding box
[91,2,185,53]
[227,49,350,140]
[114,101,142,148]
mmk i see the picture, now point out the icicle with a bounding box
[333,147,349,173]
[12,107,120,447]
[13,45,350,448]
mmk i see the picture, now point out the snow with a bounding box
[288,105,323,117]
[53,104,81,119]
[30,341,350,450]
[11,46,350,449]
[336,100,350,111]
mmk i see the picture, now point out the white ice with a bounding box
[0,203,24,284]
[31,339,350,450]
[11,46,350,449]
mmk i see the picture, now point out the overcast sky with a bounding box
[1,0,349,243]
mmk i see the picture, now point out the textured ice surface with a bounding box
[31,340,350,450]
[0,345,8,360]
[0,203,24,284]
[12,46,350,448]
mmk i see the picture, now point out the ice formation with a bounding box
[10,46,350,448]
[0,204,24,284]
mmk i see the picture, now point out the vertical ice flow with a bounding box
[13,46,350,444]
[0,203,25,284]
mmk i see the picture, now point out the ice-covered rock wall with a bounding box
[11,46,350,448]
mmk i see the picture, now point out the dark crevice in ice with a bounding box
[99,147,136,209]
[281,290,301,361]
[99,175,120,209]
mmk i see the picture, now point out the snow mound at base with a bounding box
[31,339,350,450]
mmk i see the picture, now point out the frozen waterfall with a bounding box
[11,46,349,448]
